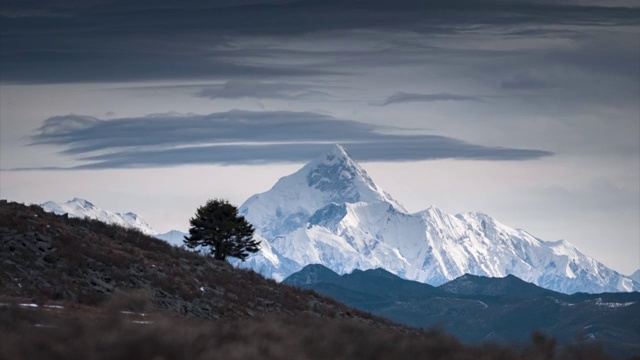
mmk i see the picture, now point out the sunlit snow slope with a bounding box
[236,145,639,294]
[42,198,157,236]
[42,198,191,246]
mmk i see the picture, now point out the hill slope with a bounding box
[0,200,625,359]
[0,200,381,322]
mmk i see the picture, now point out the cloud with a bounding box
[0,53,335,84]
[377,92,483,106]
[25,110,552,169]
[500,73,555,90]
[1,0,637,84]
[195,80,330,100]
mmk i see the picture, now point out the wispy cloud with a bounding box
[24,110,552,169]
[500,73,555,90]
[376,92,483,106]
[195,80,331,100]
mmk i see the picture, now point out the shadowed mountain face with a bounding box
[438,274,561,298]
[286,265,442,304]
[284,265,640,358]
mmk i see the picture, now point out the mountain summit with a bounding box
[237,145,639,294]
[240,144,405,239]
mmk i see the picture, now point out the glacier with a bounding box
[235,145,639,294]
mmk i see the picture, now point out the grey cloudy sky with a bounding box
[1,0,638,274]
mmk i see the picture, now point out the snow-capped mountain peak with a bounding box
[41,198,156,236]
[235,145,640,294]
[239,144,405,239]
[303,144,404,210]
[70,197,94,208]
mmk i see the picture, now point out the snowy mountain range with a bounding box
[235,145,638,294]
[41,198,185,246]
[42,198,156,235]
[40,145,639,294]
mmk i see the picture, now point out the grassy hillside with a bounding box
[0,200,386,323]
[0,200,624,359]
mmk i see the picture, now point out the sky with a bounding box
[1,0,638,274]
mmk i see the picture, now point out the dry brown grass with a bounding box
[0,300,619,360]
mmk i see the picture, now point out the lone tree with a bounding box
[184,199,260,261]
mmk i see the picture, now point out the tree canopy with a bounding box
[184,199,259,261]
